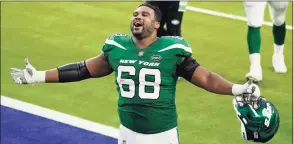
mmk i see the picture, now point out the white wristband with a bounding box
[35,71,46,83]
[232,84,245,96]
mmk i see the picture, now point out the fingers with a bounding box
[252,86,260,97]
[244,84,260,103]
[10,68,26,84]
[24,58,29,66]
[11,73,28,84]
[10,73,23,84]
[25,58,33,69]
[10,73,19,78]
[15,77,23,84]
[10,68,21,73]
[10,68,22,79]
[24,58,35,76]
[9,58,32,84]
[249,84,260,97]
[246,87,252,93]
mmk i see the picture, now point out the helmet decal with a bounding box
[248,104,260,117]
[241,123,248,140]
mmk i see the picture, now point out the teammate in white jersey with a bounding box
[244,1,289,82]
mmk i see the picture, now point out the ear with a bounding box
[154,21,160,29]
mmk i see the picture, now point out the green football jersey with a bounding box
[102,34,192,134]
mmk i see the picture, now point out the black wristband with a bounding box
[176,56,200,81]
[57,61,91,82]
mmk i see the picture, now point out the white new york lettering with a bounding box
[148,62,154,66]
[129,60,137,64]
[120,59,125,63]
[154,63,160,66]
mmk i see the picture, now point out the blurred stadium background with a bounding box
[1,2,293,144]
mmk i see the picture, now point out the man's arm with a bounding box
[190,66,234,95]
[177,56,247,96]
[45,53,113,83]
[10,53,113,84]
[85,53,113,78]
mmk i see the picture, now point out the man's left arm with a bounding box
[177,56,250,96]
[190,66,246,96]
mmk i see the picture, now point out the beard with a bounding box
[130,21,154,40]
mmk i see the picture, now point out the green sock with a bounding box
[273,23,286,45]
[247,26,261,54]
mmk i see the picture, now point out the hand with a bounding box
[232,79,260,98]
[10,58,45,84]
[242,82,261,103]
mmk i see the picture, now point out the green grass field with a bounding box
[1,2,293,144]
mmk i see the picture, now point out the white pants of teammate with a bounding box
[118,124,179,144]
[244,1,288,27]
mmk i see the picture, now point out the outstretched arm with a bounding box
[177,57,248,96]
[45,53,113,83]
[190,66,237,95]
[10,52,113,84]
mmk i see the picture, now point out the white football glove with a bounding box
[232,80,261,99]
[10,58,45,84]
[233,80,261,109]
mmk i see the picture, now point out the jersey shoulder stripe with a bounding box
[103,33,131,53]
[158,36,193,55]
[158,44,192,53]
[105,39,126,50]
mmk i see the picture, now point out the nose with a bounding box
[135,17,142,21]
[135,14,143,19]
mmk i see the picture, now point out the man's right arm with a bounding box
[46,52,113,83]
[10,53,113,84]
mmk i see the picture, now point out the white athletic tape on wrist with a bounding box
[35,71,46,83]
[232,84,246,96]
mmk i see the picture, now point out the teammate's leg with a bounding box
[157,2,168,37]
[268,1,288,73]
[157,13,168,37]
[166,11,183,36]
[165,1,187,36]
[118,124,179,144]
[244,1,267,82]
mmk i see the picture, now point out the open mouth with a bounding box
[133,21,143,29]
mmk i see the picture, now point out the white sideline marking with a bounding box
[187,6,293,30]
[0,95,119,139]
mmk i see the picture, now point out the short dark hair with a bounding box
[138,3,162,22]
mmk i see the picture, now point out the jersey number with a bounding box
[117,66,161,99]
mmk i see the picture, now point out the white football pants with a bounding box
[118,124,179,144]
[244,1,288,27]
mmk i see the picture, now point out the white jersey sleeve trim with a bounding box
[158,44,192,53]
[105,39,126,50]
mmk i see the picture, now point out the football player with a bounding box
[244,1,289,82]
[10,3,260,144]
